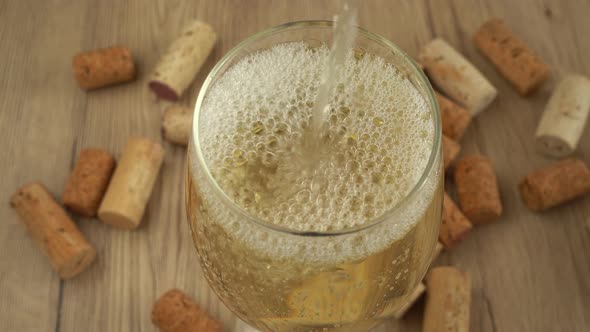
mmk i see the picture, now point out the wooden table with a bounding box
[1,0,589,331]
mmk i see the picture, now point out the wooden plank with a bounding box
[0,1,589,332]
[0,0,89,331]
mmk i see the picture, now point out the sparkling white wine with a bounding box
[187,41,442,332]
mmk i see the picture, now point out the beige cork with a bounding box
[519,158,590,211]
[441,193,473,250]
[454,155,503,224]
[474,19,550,95]
[98,137,164,229]
[423,267,471,332]
[535,74,590,158]
[442,134,461,171]
[10,182,96,279]
[420,39,497,115]
[72,46,136,90]
[149,20,217,101]
[162,105,193,146]
[152,289,223,332]
[437,92,472,141]
[61,148,116,217]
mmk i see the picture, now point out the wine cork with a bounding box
[393,282,426,319]
[519,158,590,211]
[437,92,472,141]
[454,155,502,224]
[149,20,217,101]
[72,46,136,90]
[535,74,590,158]
[441,193,473,249]
[442,134,461,170]
[10,182,96,279]
[423,267,471,332]
[474,19,550,95]
[98,137,164,229]
[152,289,223,332]
[419,38,497,115]
[61,149,116,217]
[162,105,193,146]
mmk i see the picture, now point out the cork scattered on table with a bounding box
[442,134,461,170]
[440,193,473,249]
[419,38,497,115]
[10,182,97,279]
[149,20,217,101]
[72,46,136,90]
[152,289,223,332]
[423,266,471,332]
[535,74,590,158]
[454,155,503,224]
[98,137,164,229]
[519,158,590,211]
[61,148,116,217]
[474,18,550,95]
[437,92,472,141]
[162,105,194,146]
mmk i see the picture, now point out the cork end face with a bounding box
[98,211,140,230]
[58,245,97,279]
[149,80,179,101]
[464,207,502,225]
[471,87,498,115]
[535,135,572,159]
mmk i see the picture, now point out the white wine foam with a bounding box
[188,41,441,329]
[197,42,434,233]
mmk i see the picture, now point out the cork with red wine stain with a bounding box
[149,20,217,101]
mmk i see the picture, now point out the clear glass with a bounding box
[186,21,442,332]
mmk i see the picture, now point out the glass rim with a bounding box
[192,20,441,237]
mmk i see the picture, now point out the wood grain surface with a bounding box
[1,1,589,331]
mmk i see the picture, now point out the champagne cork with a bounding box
[162,105,193,146]
[474,19,550,95]
[72,46,136,90]
[61,148,116,217]
[98,137,164,229]
[419,38,497,115]
[441,193,473,250]
[454,155,502,224]
[152,289,223,332]
[393,282,426,319]
[149,20,217,101]
[437,92,472,141]
[442,134,461,171]
[519,158,590,211]
[535,74,590,158]
[10,182,96,279]
[423,267,471,332]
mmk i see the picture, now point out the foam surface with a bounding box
[197,42,434,233]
